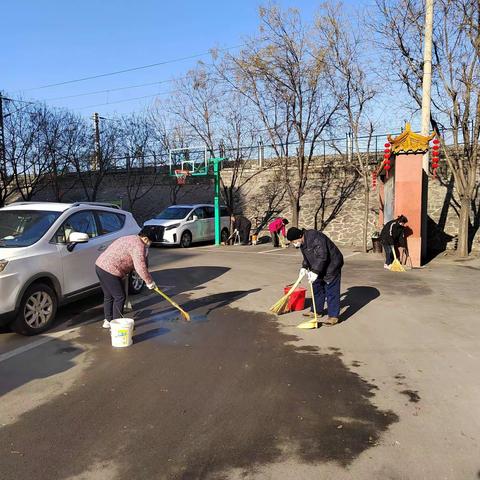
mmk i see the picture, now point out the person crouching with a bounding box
[95,227,157,329]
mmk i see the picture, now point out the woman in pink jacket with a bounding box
[268,218,289,248]
[95,228,156,329]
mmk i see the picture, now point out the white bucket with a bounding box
[110,318,134,348]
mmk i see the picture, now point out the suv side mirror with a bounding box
[192,215,199,221]
[67,232,89,252]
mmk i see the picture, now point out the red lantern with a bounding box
[433,138,440,145]
[432,145,440,151]
[384,143,391,148]
[384,153,390,159]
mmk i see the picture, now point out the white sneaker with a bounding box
[384,264,390,269]
[102,320,111,329]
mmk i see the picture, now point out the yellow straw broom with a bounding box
[389,248,406,272]
[154,287,191,321]
[270,271,306,314]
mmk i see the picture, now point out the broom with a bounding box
[270,271,306,314]
[389,248,406,272]
[153,287,191,321]
[297,280,319,329]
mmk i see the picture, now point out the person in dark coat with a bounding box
[286,227,344,326]
[231,214,252,245]
[379,215,408,268]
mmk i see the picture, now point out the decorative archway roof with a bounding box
[387,123,435,154]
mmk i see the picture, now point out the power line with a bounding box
[17,44,244,92]
[74,90,178,111]
[44,77,189,102]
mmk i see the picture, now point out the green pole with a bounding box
[213,158,221,245]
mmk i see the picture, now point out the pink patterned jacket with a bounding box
[95,235,153,284]
[268,218,286,236]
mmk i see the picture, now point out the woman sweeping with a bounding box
[95,227,157,329]
[268,217,289,248]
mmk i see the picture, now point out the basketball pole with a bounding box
[212,157,223,246]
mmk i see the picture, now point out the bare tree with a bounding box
[221,5,341,226]
[375,0,480,257]
[314,161,360,231]
[68,114,119,201]
[39,108,78,202]
[4,103,51,201]
[169,64,262,214]
[118,114,164,215]
[324,6,378,251]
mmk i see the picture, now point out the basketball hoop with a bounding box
[174,169,189,185]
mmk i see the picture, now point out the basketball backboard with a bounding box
[169,146,209,176]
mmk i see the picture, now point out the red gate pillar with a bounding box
[381,124,435,267]
[394,153,424,267]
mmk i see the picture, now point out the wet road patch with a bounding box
[0,306,398,480]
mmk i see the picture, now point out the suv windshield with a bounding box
[0,210,61,248]
[155,207,191,220]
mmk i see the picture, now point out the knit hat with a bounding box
[286,227,304,241]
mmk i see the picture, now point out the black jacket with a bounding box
[300,230,344,283]
[233,216,251,231]
[380,220,405,246]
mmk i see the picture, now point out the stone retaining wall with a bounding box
[30,163,479,251]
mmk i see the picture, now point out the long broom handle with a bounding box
[309,280,318,321]
[154,287,191,321]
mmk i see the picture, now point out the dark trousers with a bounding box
[311,274,341,318]
[240,225,251,245]
[383,244,394,265]
[96,266,126,321]
[272,231,280,247]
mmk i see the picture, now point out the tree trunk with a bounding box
[363,177,370,253]
[457,196,471,257]
[291,197,300,227]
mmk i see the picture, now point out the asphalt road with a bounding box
[1,244,479,480]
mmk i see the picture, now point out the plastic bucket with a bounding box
[110,318,134,347]
[284,285,307,312]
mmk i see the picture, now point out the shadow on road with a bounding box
[0,338,84,398]
[339,286,380,322]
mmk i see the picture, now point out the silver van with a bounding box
[143,204,230,247]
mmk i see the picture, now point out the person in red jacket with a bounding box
[268,218,289,248]
[95,227,157,329]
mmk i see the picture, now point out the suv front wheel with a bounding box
[12,283,58,335]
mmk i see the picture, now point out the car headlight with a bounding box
[0,259,8,273]
[165,223,180,231]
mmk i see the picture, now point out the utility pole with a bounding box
[420,0,434,265]
[0,93,6,178]
[92,112,101,170]
[421,0,434,171]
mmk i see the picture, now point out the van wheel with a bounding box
[221,228,229,243]
[180,231,192,248]
[12,283,58,335]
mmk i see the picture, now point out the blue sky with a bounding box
[4,0,407,130]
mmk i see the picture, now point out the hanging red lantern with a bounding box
[430,137,441,178]
[384,143,391,148]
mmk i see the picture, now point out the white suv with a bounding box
[0,202,143,335]
[144,204,230,247]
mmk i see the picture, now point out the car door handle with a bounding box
[98,244,107,252]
